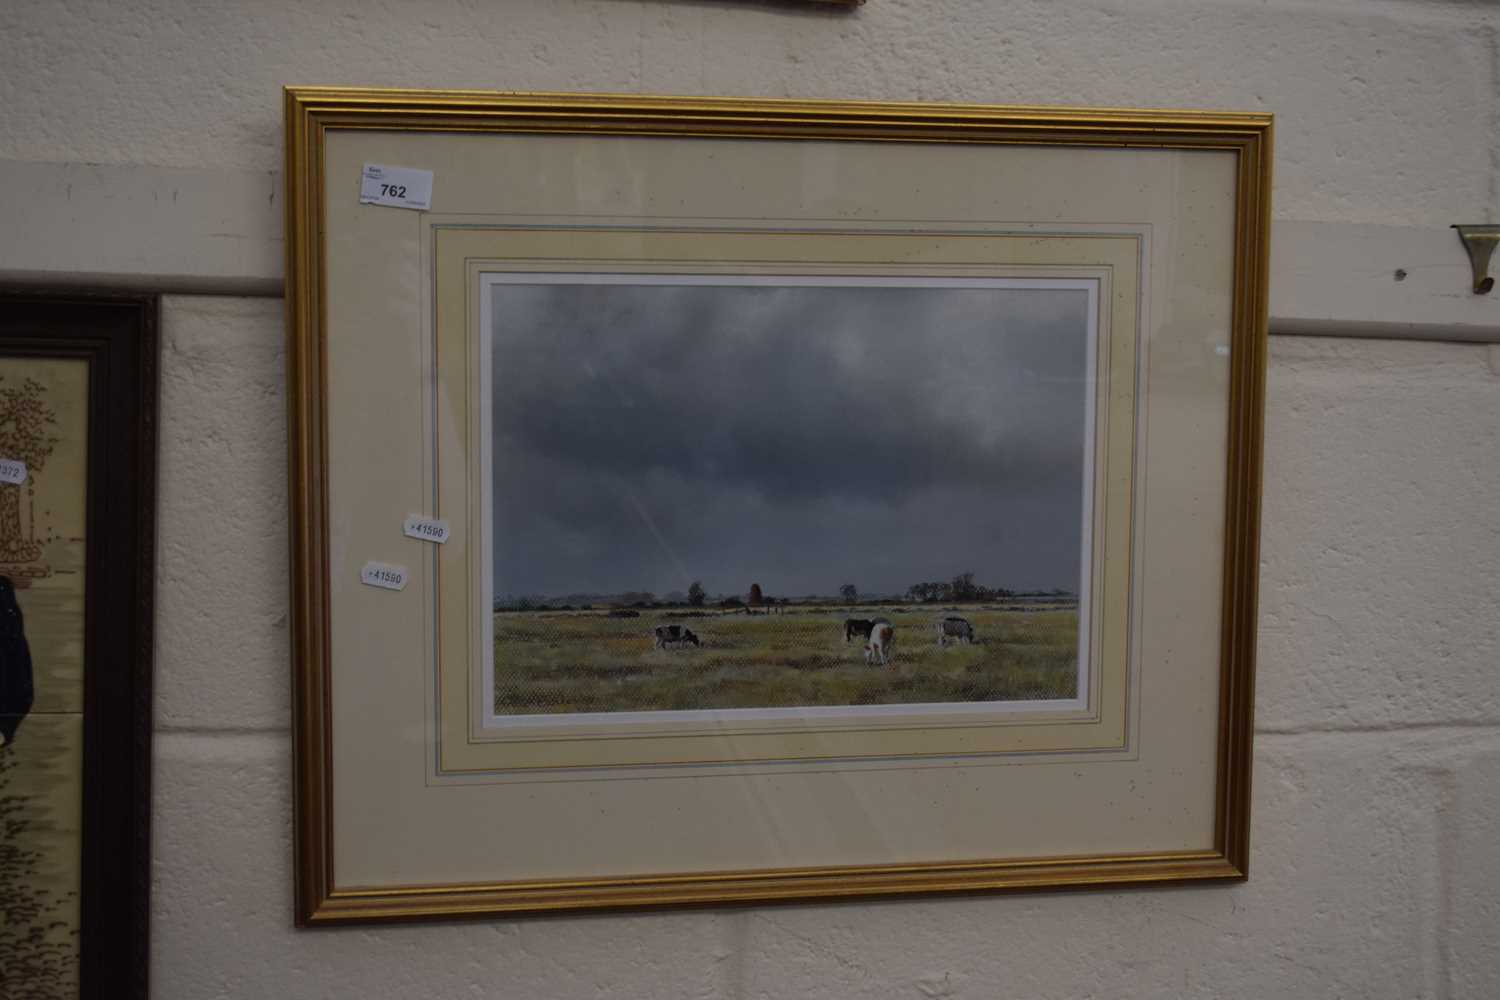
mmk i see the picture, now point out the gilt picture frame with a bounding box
[284,88,1270,923]
[0,290,157,996]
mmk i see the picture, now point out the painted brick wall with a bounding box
[4,1,1499,996]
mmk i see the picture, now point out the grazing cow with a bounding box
[653,624,701,649]
[864,622,896,666]
[843,616,891,644]
[936,616,976,646]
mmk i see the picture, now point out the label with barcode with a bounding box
[0,459,26,485]
[358,163,434,211]
[360,561,409,591]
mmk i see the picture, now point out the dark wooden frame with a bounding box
[0,290,157,999]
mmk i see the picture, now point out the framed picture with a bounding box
[0,291,156,995]
[284,89,1270,923]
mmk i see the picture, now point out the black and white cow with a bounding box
[844,616,891,644]
[935,616,976,646]
[653,624,701,649]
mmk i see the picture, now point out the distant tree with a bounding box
[839,583,858,602]
[748,583,764,606]
[687,581,706,607]
[906,581,951,603]
[719,596,745,609]
[950,571,978,602]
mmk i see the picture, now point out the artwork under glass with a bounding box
[0,291,154,995]
[284,89,1270,920]
[0,357,89,997]
[485,277,1094,718]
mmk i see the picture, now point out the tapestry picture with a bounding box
[0,358,89,998]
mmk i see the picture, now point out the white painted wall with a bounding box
[4,1,1499,996]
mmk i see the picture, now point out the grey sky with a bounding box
[491,280,1090,600]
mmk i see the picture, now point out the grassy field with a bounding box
[493,604,1078,715]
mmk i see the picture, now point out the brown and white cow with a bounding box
[864,622,895,666]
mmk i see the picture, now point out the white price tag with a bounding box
[358,163,434,211]
[402,515,450,544]
[0,459,27,485]
[360,561,409,592]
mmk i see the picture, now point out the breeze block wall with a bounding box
[3,1,1499,997]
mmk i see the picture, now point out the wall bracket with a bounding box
[1452,224,1500,294]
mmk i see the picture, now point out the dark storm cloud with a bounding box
[492,281,1091,599]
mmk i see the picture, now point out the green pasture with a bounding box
[493,605,1079,714]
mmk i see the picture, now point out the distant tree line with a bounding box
[905,571,1012,603]
[495,572,1073,612]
